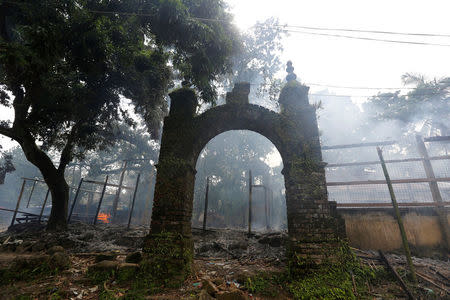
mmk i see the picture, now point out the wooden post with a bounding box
[94,175,109,225]
[248,170,253,236]
[68,178,84,222]
[202,176,210,231]
[26,180,36,208]
[377,147,417,284]
[416,135,450,250]
[39,189,50,223]
[112,161,128,220]
[127,173,141,229]
[10,180,26,227]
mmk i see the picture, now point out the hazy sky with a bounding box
[227,0,450,96]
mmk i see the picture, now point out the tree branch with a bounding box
[11,86,29,126]
[0,123,19,141]
[19,131,57,179]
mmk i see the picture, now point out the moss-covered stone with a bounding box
[87,260,119,284]
[140,231,193,287]
[0,254,66,285]
[287,243,375,299]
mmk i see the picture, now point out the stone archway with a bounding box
[143,72,346,282]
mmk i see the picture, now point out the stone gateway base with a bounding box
[143,73,346,283]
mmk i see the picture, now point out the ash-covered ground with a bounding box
[0,222,287,260]
[1,222,147,254]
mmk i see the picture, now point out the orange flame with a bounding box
[97,212,111,223]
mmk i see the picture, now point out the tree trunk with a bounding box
[17,134,71,231]
[45,173,69,231]
[0,87,74,231]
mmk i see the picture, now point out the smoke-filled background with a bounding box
[0,18,448,231]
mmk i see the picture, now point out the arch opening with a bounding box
[192,130,287,232]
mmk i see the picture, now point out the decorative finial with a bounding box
[286,61,297,82]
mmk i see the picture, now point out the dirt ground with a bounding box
[0,223,449,299]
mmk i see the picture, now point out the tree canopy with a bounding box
[0,0,238,229]
[365,74,450,136]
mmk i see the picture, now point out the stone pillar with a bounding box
[142,88,197,285]
[279,63,346,275]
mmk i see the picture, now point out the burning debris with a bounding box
[97,213,111,224]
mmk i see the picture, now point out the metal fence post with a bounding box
[94,176,109,225]
[26,180,36,208]
[112,161,128,220]
[127,173,141,229]
[39,189,50,223]
[68,178,84,222]
[10,179,27,227]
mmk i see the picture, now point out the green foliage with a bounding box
[244,272,287,297]
[88,269,116,285]
[12,296,33,300]
[0,260,59,286]
[235,242,378,300]
[218,17,286,107]
[287,241,375,300]
[0,0,238,140]
[288,270,356,300]
[98,288,118,300]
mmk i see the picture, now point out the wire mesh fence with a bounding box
[323,135,450,206]
[3,159,154,228]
